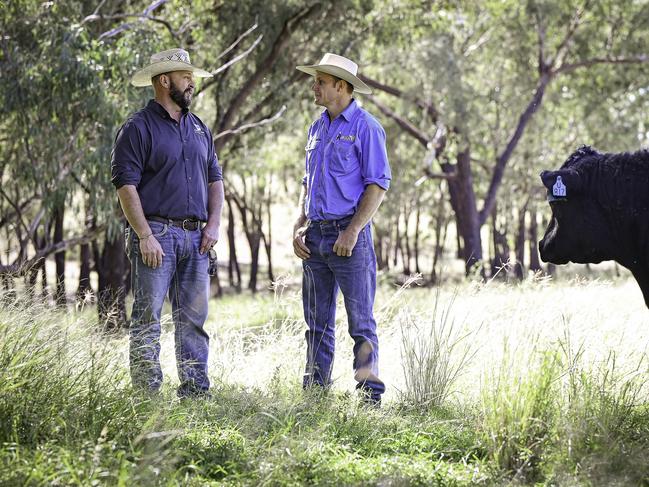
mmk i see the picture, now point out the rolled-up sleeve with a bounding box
[111,120,147,189]
[206,129,223,183]
[359,120,391,190]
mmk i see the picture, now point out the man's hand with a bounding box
[200,223,219,254]
[293,222,310,260]
[140,235,165,268]
[333,227,359,257]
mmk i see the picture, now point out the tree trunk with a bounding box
[490,204,510,280]
[53,205,66,306]
[263,191,274,284]
[76,241,92,300]
[40,258,48,298]
[248,231,261,293]
[528,205,542,272]
[77,211,94,300]
[445,147,483,275]
[97,230,128,330]
[374,228,388,270]
[210,271,223,298]
[392,214,400,268]
[402,204,412,275]
[414,203,421,274]
[226,197,241,292]
[514,205,527,280]
[431,188,449,285]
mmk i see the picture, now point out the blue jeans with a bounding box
[302,217,385,401]
[126,220,210,396]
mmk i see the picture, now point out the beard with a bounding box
[169,80,193,110]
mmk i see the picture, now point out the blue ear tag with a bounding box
[552,176,567,197]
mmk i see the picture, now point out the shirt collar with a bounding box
[147,99,190,120]
[339,99,358,122]
[320,99,358,123]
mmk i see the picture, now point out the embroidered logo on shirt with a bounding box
[193,123,204,135]
[338,134,355,142]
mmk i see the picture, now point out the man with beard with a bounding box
[292,53,391,405]
[111,48,224,398]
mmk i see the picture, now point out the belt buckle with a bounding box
[182,219,193,230]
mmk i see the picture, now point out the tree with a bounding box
[360,0,649,275]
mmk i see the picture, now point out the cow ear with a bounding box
[540,170,556,190]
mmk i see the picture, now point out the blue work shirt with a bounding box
[303,99,391,221]
[111,99,222,221]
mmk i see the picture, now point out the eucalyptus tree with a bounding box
[360,0,649,275]
[0,0,131,308]
[187,0,377,292]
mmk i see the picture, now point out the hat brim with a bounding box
[131,61,213,87]
[296,64,372,95]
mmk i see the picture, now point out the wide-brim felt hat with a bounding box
[296,53,372,95]
[131,48,212,87]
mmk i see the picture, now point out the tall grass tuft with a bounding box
[480,344,560,481]
[551,331,649,483]
[399,288,476,409]
[0,292,162,484]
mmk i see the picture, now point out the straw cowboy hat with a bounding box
[296,53,372,95]
[131,48,212,87]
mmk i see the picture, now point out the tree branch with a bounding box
[199,21,261,95]
[214,2,323,152]
[82,0,178,41]
[479,72,552,225]
[212,34,263,76]
[359,74,439,123]
[364,95,430,147]
[0,225,106,276]
[217,20,259,61]
[214,105,287,140]
[555,55,649,74]
[552,0,590,68]
[0,198,34,229]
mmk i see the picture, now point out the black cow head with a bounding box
[538,148,616,265]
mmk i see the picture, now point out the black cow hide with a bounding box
[539,145,649,308]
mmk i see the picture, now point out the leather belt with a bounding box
[147,216,204,231]
[310,215,354,227]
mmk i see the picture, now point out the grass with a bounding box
[0,274,648,485]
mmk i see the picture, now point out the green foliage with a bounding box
[549,334,649,484]
[481,347,560,480]
[1,281,649,485]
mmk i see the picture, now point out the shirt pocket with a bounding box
[329,139,356,175]
[305,138,320,174]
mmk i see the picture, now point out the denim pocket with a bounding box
[146,221,169,238]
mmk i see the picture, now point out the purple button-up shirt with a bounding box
[303,100,391,221]
[111,100,222,221]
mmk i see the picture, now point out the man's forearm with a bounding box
[294,185,308,230]
[348,184,386,233]
[207,180,224,227]
[116,185,152,238]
